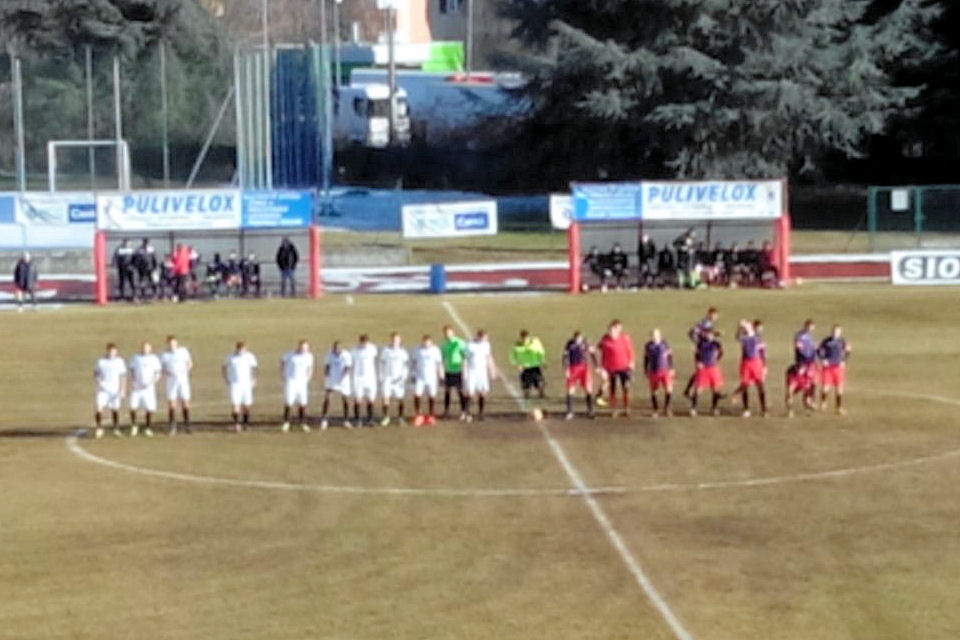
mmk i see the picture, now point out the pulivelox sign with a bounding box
[97,190,241,230]
[891,250,960,286]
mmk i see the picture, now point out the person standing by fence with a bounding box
[276,238,299,298]
[172,244,192,302]
[113,239,136,300]
[13,252,38,312]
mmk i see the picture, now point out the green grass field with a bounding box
[2,285,960,640]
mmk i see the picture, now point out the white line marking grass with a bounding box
[441,299,695,640]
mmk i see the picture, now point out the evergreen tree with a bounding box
[500,0,939,180]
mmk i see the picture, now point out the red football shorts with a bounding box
[739,358,766,386]
[647,369,675,391]
[565,363,592,390]
[787,364,818,392]
[821,364,845,388]
[695,365,724,390]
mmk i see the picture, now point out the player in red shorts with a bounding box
[786,319,818,417]
[682,307,719,399]
[818,324,851,415]
[562,331,597,419]
[690,328,725,417]
[597,319,635,418]
[732,319,768,417]
[643,328,674,417]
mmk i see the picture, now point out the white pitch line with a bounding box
[65,435,626,498]
[441,300,695,640]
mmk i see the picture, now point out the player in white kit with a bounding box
[280,339,315,433]
[320,340,353,430]
[94,343,128,438]
[128,341,162,437]
[351,334,379,426]
[379,332,410,426]
[412,335,444,427]
[464,329,497,422]
[223,341,258,432]
[160,335,193,434]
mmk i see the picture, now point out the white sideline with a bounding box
[441,300,695,640]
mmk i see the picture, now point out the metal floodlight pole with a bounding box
[333,0,342,90]
[160,41,171,187]
[262,0,274,189]
[387,5,397,146]
[85,45,96,188]
[234,47,246,190]
[465,0,474,78]
[112,55,123,186]
[13,57,27,192]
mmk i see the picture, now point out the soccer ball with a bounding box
[531,408,544,421]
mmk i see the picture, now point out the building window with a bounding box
[439,0,462,14]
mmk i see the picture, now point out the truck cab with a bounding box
[334,84,411,148]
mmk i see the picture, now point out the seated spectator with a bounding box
[759,241,780,287]
[205,253,226,297]
[741,241,762,285]
[224,251,243,295]
[241,253,262,297]
[656,244,676,288]
[583,246,606,289]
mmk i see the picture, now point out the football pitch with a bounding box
[2,284,959,640]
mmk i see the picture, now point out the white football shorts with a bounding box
[325,376,351,396]
[353,377,377,401]
[284,380,309,406]
[465,371,491,395]
[381,379,406,400]
[96,389,123,411]
[414,378,439,398]
[229,383,254,407]
[129,386,157,412]
[166,377,191,402]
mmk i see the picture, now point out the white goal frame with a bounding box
[47,139,132,192]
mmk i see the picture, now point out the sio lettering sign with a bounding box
[891,250,960,286]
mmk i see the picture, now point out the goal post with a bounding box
[47,139,132,192]
[567,178,791,292]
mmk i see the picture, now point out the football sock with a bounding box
[321,396,330,417]
[342,399,349,417]
[242,409,250,425]
[182,408,190,425]
[651,395,659,411]
[428,397,436,415]
[129,411,136,425]
[585,394,593,413]
[354,402,360,419]
[232,411,239,424]
[565,394,572,413]
[398,401,404,418]
[298,406,305,422]
[145,413,152,428]
[413,397,421,414]
[690,392,698,410]
[168,407,175,424]
[622,390,630,409]
[283,406,291,422]
[478,395,485,417]
[444,390,451,414]
[712,392,720,411]
[95,412,102,427]
[366,401,373,421]
[837,394,843,410]
[664,392,672,410]
[463,397,471,414]
[458,389,467,411]
[111,411,119,427]
[758,387,767,412]
[741,390,749,410]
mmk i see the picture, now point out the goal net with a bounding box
[567,180,791,291]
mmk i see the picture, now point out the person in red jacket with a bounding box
[172,244,192,302]
[597,319,635,417]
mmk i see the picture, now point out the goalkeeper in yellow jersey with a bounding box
[510,329,547,400]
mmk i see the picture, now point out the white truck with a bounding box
[348,69,528,145]
[334,84,411,148]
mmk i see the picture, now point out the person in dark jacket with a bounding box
[276,238,299,297]
[605,243,629,289]
[113,239,136,300]
[133,238,159,300]
[657,244,675,288]
[636,233,657,287]
[13,252,38,312]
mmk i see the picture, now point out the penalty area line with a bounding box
[441,300,695,640]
